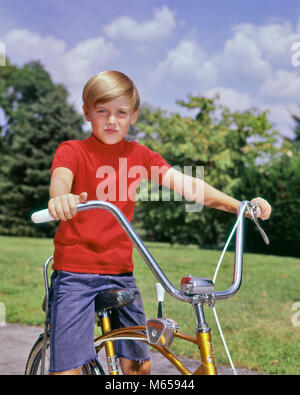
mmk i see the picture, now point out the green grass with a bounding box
[0,235,299,374]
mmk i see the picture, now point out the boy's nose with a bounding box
[107,113,117,125]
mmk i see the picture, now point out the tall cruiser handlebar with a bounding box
[32,200,268,305]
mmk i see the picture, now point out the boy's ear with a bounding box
[130,109,139,125]
[82,105,90,122]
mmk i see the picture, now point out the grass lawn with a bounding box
[0,235,299,375]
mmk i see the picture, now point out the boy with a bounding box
[48,70,271,375]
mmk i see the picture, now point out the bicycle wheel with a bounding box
[25,334,105,375]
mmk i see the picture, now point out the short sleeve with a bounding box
[50,141,78,177]
[144,146,171,185]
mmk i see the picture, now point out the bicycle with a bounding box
[25,200,269,375]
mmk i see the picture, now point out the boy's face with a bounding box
[83,98,139,145]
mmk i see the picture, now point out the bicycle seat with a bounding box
[94,288,136,312]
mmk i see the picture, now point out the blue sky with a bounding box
[0,0,300,137]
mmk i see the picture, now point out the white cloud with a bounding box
[56,36,120,110]
[3,29,66,69]
[147,17,300,141]
[231,20,300,66]
[103,6,176,43]
[55,37,119,85]
[2,15,299,139]
[151,40,218,88]
[150,18,300,97]
[204,86,298,139]
[266,104,299,138]
[259,69,300,100]
[213,19,300,82]
[205,87,253,112]
[216,29,271,80]
[3,29,120,110]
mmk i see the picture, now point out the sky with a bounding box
[0,0,300,138]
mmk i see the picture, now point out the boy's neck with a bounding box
[91,133,125,146]
[89,133,126,154]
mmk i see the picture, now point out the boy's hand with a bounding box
[48,192,88,221]
[250,197,271,221]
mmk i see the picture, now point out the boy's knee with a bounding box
[120,357,151,375]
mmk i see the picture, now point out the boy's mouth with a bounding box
[104,128,118,135]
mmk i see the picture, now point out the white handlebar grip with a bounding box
[256,206,262,218]
[155,283,165,302]
[31,209,55,223]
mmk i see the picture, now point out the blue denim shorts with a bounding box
[48,270,150,373]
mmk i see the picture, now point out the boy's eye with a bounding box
[96,109,127,115]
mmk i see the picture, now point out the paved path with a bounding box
[0,323,261,375]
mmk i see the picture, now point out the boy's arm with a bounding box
[48,167,87,221]
[161,168,271,220]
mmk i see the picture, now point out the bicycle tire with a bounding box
[25,334,105,375]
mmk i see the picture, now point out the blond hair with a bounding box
[82,70,140,112]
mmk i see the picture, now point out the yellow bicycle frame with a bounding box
[94,323,217,375]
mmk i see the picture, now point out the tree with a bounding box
[134,95,283,248]
[236,152,300,256]
[0,60,85,236]
[289,109,300,152]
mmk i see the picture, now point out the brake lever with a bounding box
[248,202,270,245]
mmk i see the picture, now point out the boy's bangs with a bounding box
[93,90,138,112]
[83,71,140,111]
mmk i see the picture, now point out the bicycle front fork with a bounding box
[193,304,217,375]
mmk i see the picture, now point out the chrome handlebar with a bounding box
[32,200,268,305]
[215,201,246,300]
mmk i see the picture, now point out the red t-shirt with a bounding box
[50,133,171,274]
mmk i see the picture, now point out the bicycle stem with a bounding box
[69,200,249,303]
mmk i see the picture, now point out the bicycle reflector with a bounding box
[146,318,179,347]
